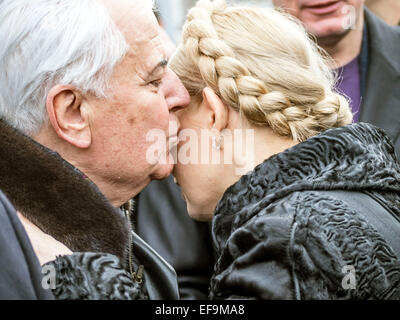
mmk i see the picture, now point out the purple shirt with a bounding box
[335,56,361,122]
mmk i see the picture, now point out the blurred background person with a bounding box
[156,0,398,40]
[272,0,400,154]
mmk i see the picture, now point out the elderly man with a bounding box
[272,0,400,155]
[0,0,189,299]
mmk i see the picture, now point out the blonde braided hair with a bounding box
[170,0,353,142]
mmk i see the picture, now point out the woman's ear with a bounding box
[46,85,92,149]
[202,87,229,131]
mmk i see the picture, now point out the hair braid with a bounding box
[172,0,353,142]
[184,5,297,136]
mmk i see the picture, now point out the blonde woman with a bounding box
[170,0,400,299]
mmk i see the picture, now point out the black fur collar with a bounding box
[213,123,400,249]
[0,119,129,262]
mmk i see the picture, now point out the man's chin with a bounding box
[305,17,351,39]
[149,163,174,181]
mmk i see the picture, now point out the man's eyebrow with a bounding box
[146,59,168,79]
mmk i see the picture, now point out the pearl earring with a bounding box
[212,126,222,150]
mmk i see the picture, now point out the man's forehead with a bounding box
[130,35,167,77]
[100,0,154,13]
[100,0,156,34]
[99,0,166,76]
[118,24,165,78]
[104,0,160,51]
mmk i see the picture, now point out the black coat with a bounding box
[0,191,53,300]
[360,9,400,155]
[210,123,400,299]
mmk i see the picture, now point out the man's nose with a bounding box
[163,68,191,111]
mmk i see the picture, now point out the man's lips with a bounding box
[302,0,342,15]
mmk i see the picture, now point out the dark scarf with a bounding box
[0,119,130,262]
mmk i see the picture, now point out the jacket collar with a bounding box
[213,123,400,250]
[359,9,400,143]
[0,119,129,262]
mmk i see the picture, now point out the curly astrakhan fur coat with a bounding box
[210,123,400,300]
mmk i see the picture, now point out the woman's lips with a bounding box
[303,0,342,15]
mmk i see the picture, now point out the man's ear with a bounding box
[46,85,91,149]
[202,87,229,131]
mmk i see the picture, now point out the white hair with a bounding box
[0,0,134,136]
